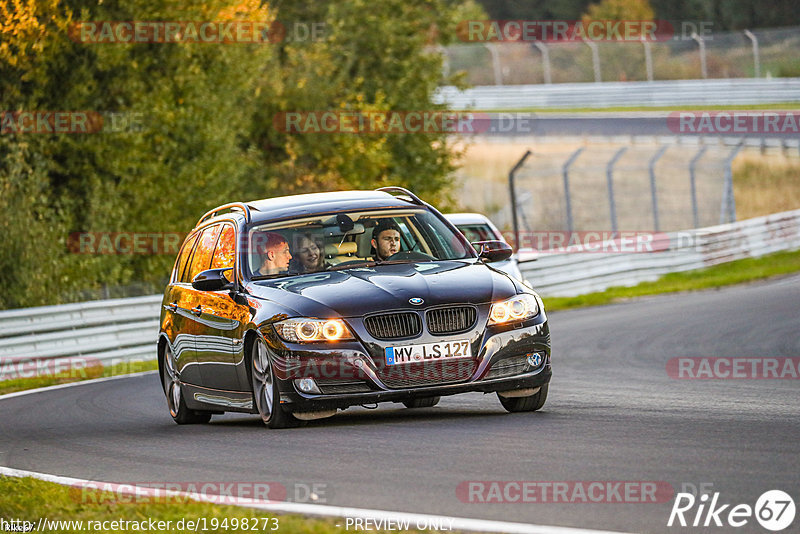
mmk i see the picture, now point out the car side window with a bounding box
[211,224,236,270]
[185,225,222,283]
[174,232,200,283]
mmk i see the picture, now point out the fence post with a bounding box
[689,146,708,228]
[648,146,668,231]
[435,44,450,79]
[509,150,532,251]
[486,43,503,85]
[641,37,653,82]
[691,32,708,79]
[582,38,602,82]
[562,147,584,233]
[743,30,760,78]
[532,42,552,84]
[721,142,744,223]
[606,147,627,235]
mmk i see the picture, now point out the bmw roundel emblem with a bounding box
[409,297,424,305]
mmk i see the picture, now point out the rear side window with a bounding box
[173,233,199,283]
[211,224,236,270]
[456,224,496,245]
[185,225,222,283]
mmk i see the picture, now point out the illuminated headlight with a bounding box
[274,318,355,343]
[488,294,539,325]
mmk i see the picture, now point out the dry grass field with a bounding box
[451,139,800,229]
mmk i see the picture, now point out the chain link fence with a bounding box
[444,26,800,85]
[457,141,742,235]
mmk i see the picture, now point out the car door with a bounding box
[180,222,249,392]
[162,231,204,385]
[193,223,250,391]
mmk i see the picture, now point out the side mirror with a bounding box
[192,268,234,292]
[473,240,513,263]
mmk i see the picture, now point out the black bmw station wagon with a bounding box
[158,187,551,428]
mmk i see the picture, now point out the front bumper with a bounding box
[269,319,552,413]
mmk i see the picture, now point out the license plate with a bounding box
[385,340,471,365]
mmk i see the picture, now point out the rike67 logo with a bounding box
[668,490,795,531]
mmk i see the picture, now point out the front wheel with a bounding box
[250,338,300,429]
[498,384,548,413]
[161,345,212,424]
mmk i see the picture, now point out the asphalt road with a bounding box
[2,275,799,533]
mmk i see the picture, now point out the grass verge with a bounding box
[0,359,158,396]
[543,248,800,312]
[0,476,419,533]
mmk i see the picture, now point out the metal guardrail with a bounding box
[519,208,800,296]
[1,208,799,377]
[435,78,800,109]
[0,295,161,379]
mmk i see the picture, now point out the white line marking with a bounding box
[0,371,158,401]
[0,466,634,534]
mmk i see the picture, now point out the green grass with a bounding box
[0,359,158,396]
[475,102,800,113]
[543,248,800,311]
[0,476,421,533]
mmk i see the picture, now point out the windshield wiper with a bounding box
[250,273,291,280]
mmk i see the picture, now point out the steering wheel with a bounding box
[386,250,436,261]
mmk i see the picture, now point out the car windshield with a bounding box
[247,209,473,278]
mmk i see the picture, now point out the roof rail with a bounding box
[375,186,424,206]
[196,202,251,227]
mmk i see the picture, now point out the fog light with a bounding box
[526,352,544,368]
[294,378,321,394]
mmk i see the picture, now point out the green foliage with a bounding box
[582,0,655,21]
[0,0,472,309]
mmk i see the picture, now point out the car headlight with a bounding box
[274,318,355,343]
[488,294,539,325]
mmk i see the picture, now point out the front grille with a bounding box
[316,380,372,395]
[377,359,477,389]
[485,355,529,379]
[426,306,477,335]
[364,312,422,340]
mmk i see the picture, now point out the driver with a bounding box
[371,220,401,261]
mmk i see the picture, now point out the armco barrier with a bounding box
[520,208,800,296]
[0,295,161,380]
[435,78,800,110]
[1,209,799,377]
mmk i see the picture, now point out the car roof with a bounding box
[200,190,425,228]
[444,212,496,225]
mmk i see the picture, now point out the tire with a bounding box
[497,384,548,413]
[402,396,440,409]
[161,345,212,424]
[250,337,300,429]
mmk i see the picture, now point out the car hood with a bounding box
[246,260,517,318]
